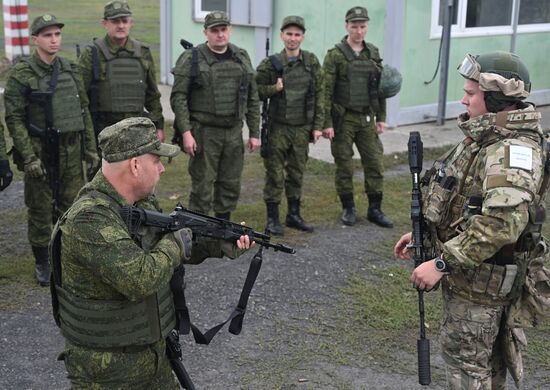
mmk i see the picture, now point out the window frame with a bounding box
[193,0,229,22]
[430,0,550,39]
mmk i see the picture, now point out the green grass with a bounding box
[0,0,160,81]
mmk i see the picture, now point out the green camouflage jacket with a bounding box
[322,37,386,127]
[4,51,96,164]
[78,35,164,129]
[256,49,325,131]
[0,127,8,161]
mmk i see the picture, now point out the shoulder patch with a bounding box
[508,145,533,171]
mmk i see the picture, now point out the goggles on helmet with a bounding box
[457,54,481,81]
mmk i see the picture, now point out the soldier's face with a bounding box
[204,24,231,51]
[102,16,132,41]
[136,154,165,197]
[280,26,304,52]
[345,21,368,44]
[32,26,62,56]
[461,79,488,118]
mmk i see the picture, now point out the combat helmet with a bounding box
[378,65,402,98]
[458,51,531,112]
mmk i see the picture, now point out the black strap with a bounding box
[268,55,284,76]
[48,58,60,93]
[180,247,264,345]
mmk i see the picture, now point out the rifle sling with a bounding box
[178,247,264,345]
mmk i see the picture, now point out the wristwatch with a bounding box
[434,255,449,273]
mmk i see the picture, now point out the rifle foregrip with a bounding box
[417,338,431,385]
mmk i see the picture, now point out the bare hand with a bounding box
[157,129,165,142]
[411,260,444,291]
[322,127,334,141]
[394,232,412,260]
[375,121,387,134]
[275,77,284,92]
[236,221,255,250]
[247,137,260,152]
[311,130,322,144]
[182,131,197,156]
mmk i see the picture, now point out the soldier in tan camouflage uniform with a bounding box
[395,51,546,389]
[50,117,253,388]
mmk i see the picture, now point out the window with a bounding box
[193,0,228,20]
[193,0,271,27]
[431,0,550,38]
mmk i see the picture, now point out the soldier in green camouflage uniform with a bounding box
[0,127,14,191]
[51,117,252,388]
[78,1,165,143]
[395,51,545,389]
[322,6,393,228]
[170,10,260,219]
[256,16,324,235]
[4,15,99,286]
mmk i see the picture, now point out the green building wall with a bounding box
[167,0,550,125]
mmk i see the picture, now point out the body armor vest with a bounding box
[50,191,176,349]
[95,38,146,113]
[188,44,251,124]
[333,42,381,112]
[423,112,547,304]
[269,52,315,126]
[24,57,85,133]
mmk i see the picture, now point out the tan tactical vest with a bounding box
[94,38,147,113]
[24,57,85,133]
[188,44,252,125]
[50,191,176,349]
[333,42,381,112]
[423,112,546,305]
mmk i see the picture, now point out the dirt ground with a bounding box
[0,175,547,389]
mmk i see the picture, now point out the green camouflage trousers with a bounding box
[62,340,178,389]
[440,285,507,390]
[263,122,310,203]
[24,137,84,247]
[331,110,384,196]
[188,122,244,214]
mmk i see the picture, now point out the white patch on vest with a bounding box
[509,145,533,171]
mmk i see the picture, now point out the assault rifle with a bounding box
[166,329,196,390]
[171,39,196,151]
[120,203,296,254]
[408,131,431,385]
[260,38,271,158]
[28,61,61,223]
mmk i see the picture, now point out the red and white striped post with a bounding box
[3,0,30,60]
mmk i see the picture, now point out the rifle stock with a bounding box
[408,131,431,386]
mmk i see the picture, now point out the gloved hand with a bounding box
[0,160,13,191]
[24,159,46,180]
[84,150,100,178]
[172,228,193,262]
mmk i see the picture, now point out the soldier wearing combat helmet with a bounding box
[50,117,253,388]
[4,13,99,286]
[395,51,546,388]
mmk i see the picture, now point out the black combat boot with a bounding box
[31,246,50,287]
[339,193,356,226]
[265,202,284,236]
[367,192,394,228]
[215,212,231,221]
[285,198,314,232]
